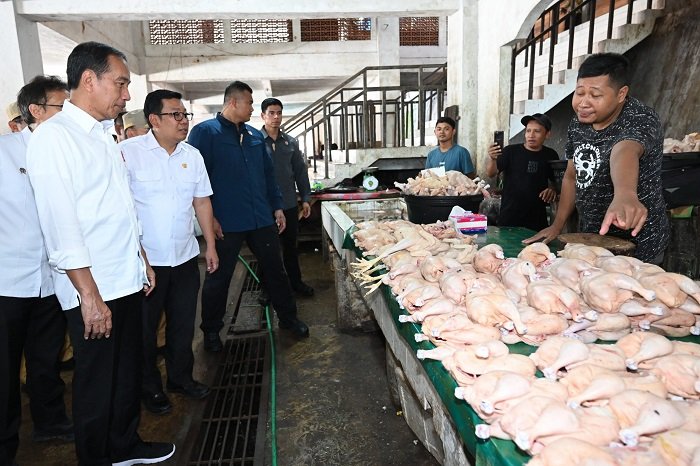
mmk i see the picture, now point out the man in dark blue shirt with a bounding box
[188,81,309,347]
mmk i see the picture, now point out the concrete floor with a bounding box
[14,240,438,466]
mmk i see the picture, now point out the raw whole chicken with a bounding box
[398,297,460,323]
[472,243,506,274]
[638,272,700,308]
[500,259,537,300]
[526,280,590,321]
[529,336,591,380]
[465,292,528,334]
[545,258,597,294]
[566,313,631,341]
[400,284,443,311]
[579,270,656,313]
[558,243,614,265]
[608,390,686,446]
[650,429,700,466]
[615,332,674,370]
[417,339,508,362]
[455,370,533,422]
[595,255,643,276]
[617,297,667,317]
[645,308,696,337]
[525,438,617,466]
[441,350,537,385]
[518,242,556,269]
[651,354,700,399]
[517,306,569,345]
[438,270,475,304]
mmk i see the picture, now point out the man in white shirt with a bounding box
[26,41,174,466]
[1,75,72,466]
[119,90,218,415]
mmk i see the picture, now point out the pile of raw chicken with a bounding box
[663,132,700,153]
[394,169,490,196]
[351,220,700,465]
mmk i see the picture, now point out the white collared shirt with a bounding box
[26,100,147,310]
[0,127,54,297]
[119,131,213,267]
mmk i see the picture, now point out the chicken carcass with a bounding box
[545,258,597,294]
[594,255,643,276]
[465,292,528,334]
[442,350,537,385]
[608,390,686,446]
[455,370,533,421]
[518,242,556,269]
[638,272,700,308]
[529,336,591,380]
[615,332,674,371]
[525,438,617,466]
[398,297,460,323]
[651,354,700,399]
[579,270,656,313]
[472,243,506,274]
[500,259,537,300]
[651,429,700,466]
[558,243,614,265]
[526,280,590,321]
[517,306,569,345]
[438,270,475,304]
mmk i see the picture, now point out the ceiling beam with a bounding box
[16,0,460,21]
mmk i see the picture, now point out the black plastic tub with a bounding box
[403,194,484,224]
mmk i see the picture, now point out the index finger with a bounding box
[599,211,617,235]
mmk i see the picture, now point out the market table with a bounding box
[342,226,547,466]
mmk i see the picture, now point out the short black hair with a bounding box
[223,81,253,104]
[436,116,456,129]
[577,53,630,90]
[261,98,283,113]
[17,75,68,125]
[143,89,183,128]
[66,41,127,91]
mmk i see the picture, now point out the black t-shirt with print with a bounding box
[497,144,559,231]
[565,96,669,262]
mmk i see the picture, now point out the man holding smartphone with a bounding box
[485,113,559,231]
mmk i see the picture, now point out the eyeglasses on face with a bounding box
[41,103,64,109]
[158,111,193,121]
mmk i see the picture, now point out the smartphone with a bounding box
[493,130,505,149]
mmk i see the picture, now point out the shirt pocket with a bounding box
[131,170,163,196]
[175,166,199,197]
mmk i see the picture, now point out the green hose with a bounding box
[237,255,277,466]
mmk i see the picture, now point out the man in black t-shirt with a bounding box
[486,113,559,231]
[524,53,670,263]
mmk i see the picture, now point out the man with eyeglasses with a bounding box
[26,42,174,466]
[119,90,218,415]
[1,75,73,466]
[189,81,310,349]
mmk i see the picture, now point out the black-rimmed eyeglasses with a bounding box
[41,104,64,109]
[158,112,193,121]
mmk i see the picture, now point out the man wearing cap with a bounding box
[123,109,150,139]
[6,102,26,133]
[486,113,559,231]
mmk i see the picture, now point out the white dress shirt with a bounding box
[26,100,147,310]
[0,127,54,297]
[119,131,213,267]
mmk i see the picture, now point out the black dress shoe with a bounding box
[167,380,211,399]
[32,419,75,442]
[279,317,310,338]
[142,391,172,415]
[203,332,223,353]
[292,282,315,297]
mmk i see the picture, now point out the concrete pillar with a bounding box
[376,17,400,148]
[0,2,43,132]
[446,3,479,157]
[125,71,151,110]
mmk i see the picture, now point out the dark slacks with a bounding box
[279,206,304,288]
[66,292,143,466]
[142,257,200,394]
[200,225,297,333]
[0,294,68,464]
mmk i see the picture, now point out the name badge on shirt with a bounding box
[182,163,188,169]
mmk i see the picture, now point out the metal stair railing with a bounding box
[510,0,656,113]
[282,63,447,179]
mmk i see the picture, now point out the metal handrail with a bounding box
[510,0,653,113]
[283,63,447,179]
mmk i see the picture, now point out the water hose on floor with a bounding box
[237,255,278,466]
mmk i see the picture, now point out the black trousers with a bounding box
[66,292,143,466]
[142,257,200,394]
[200,225,297,333]
[0,294,68,464]
[279,206,304,288]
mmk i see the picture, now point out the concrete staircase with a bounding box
[509,0,665,138]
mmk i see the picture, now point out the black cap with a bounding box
[521,113,552,131]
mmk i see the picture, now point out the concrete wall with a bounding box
[544,0,700,154]
[625,0,700,137]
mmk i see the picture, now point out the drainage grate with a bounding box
[188,259,271,465]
